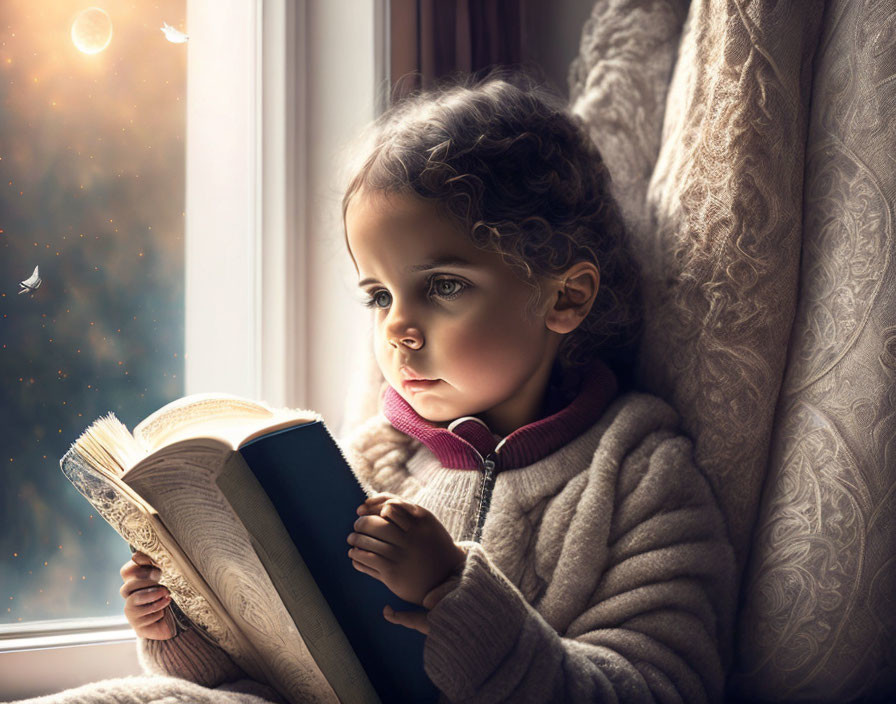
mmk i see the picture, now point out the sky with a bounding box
[0,0,187,623]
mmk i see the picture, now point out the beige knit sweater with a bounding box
[136,390,737,704]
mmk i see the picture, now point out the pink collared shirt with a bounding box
[382,358,619,471]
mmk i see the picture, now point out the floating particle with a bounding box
[18,265,41,295]
[160,22,188,43]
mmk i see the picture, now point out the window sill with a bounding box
[0,616,136,652]
[0,618,142,701]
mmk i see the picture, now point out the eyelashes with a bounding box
[361,276,468,309]
[362,290,391,309]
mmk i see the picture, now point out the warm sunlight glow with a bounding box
[71,7,113,55]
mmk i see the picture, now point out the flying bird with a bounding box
[19,265,41,295]
[161,22,188,43]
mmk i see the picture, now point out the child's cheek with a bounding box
[371,332,407,395]
[440,315,535,390]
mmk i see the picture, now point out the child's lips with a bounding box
[401,378,440,392]
[399,365,436,384]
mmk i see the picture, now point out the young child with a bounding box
[121,71,737,703]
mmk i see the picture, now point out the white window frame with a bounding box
[0,0,387,698]
[185,0,303,408]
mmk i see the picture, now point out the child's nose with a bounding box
[387,328,424,350]
[383,302,424,349]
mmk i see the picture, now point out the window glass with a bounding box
[1,0,186,624]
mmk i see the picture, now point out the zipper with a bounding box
[471,453,497,543]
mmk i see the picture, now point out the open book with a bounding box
[59,393,438,704]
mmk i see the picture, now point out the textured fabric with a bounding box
[137,627,246,689]
[569,0,896,701]
[730,1,896,700]
[569,0,823,575]
[348,391,737,703]
[5,674,285,704]
[382,357,618,470]
[134,390,736,703]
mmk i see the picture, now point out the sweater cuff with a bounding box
[137,626,246,687]
[423,542,529,696]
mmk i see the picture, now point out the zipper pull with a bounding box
[471,453,498,543]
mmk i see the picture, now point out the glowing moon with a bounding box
[71,7,113,55]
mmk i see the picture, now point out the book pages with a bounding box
[125,440,342,704]
[71,412,146,476]
[132,393,316,455]
[59,445,267,684]
[59,393,410,703]
[133,394,274,451]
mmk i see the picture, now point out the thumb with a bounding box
[131,551,157,568]
[383,605,429,635]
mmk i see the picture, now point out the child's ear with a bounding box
[544,262,600,335]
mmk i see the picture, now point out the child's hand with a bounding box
[120,551,176,640]
[348,493,466,607]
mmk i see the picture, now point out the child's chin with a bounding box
[405,397,455,426]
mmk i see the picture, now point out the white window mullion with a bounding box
[185,0,307,409]
[251,0,263,402]
[185,0,261,400]
[259,0,307,409]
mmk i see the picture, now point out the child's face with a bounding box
[345,189,562,434]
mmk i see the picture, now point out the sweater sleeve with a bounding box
[422,433,737,704]
[137,621,248,688]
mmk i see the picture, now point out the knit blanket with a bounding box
[6,675,282,704]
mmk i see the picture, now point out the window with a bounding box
[1,0,187,625]
[0,0,384,695]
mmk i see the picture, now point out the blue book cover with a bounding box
[239,420,439,704]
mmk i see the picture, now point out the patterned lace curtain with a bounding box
[569,1,896,700]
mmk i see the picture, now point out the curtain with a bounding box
[570,0,896,700]
[389,0,524,101]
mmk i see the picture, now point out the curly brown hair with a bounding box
[342,69,643,384]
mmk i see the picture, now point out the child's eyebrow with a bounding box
[358,256,479,287]
[407,256,478,273]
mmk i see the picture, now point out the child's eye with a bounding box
[429,277,466,300]
[363,290,392,309]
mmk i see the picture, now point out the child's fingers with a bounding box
[356,492,405,515]
[124,591,171,623]
[120,569,165,598]
[349,556,383,581]
[379,500,420,531]
[352,515,406,545]
[347,532,399,561]
[128,586,170,606]
[347,545,392,572]
[129,595,171,619]
[382,497,426,517]
[120,560,161,583]
[132,604,171,628]
[120,570,163,597]
[130,551,157,568]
